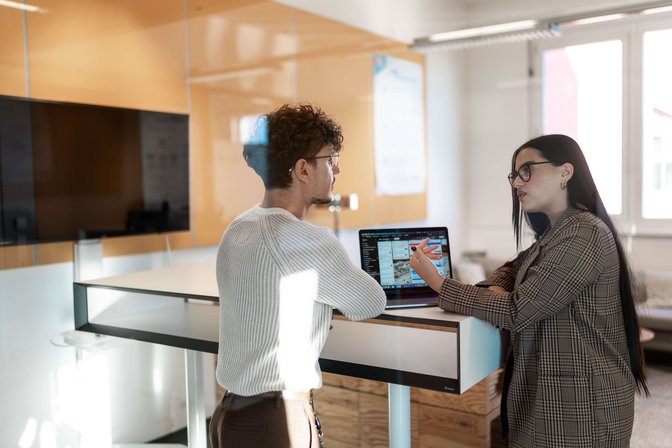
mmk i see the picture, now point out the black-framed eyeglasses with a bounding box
[507,161,553,186]
[308,153,340,168]
[289,153,340,172]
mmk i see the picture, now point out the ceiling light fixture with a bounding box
[411,0,672,52]
[559,13,628,28]
[554,0,672,28]
[428,20,539,42]
[0,0,41,12]
[642,5,672,14]
[413,22,559,52]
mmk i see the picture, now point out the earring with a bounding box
[561,180,567,190]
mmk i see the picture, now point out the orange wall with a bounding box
[28,0,188,113]
[0,7,26,96]
[0,0,426,269]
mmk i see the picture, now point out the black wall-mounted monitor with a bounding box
[0,95,189,246]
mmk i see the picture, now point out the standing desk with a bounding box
[73,266,501,448]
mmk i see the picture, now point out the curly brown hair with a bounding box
[243,103,343,189]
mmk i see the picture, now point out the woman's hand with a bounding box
[409,238,445,293]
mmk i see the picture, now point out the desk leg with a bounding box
[185,349,207,448]
[388,383,411,448]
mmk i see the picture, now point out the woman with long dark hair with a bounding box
[410,134,648,447]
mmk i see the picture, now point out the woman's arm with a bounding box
[411,218,610,333]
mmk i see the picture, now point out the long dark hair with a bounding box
[511,134,648,395]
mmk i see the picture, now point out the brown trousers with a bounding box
[209,392,323,448]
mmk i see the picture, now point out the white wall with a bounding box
[425,50,468,258]
[462,42,531,259]
[629,238,672,271]
[420,41,534,262]
[0,246,218,447]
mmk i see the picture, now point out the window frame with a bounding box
[530,13,672,236]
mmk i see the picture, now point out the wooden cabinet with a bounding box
[313,369,506,448]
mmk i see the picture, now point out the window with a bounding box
[541,40,623,214]
[532,14,672,234]
[642,29,672,219]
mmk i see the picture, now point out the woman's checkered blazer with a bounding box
[439,210,636,448]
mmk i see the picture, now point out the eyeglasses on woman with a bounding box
[507,161,553,186]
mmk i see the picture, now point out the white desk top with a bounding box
[79,266,470,323]
[81,266,219,298]
[75,265,501,392]
[383,304,470,323]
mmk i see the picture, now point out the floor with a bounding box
[150,352,672,447]
[631,351,672,448]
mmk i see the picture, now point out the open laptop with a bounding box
[359,226,452,309]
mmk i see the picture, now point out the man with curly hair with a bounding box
[210,104,386,448]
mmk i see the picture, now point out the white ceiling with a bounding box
[275,0,665,43]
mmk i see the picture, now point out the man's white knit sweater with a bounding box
[215,205,386,396]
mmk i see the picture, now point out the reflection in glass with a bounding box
[0,96,190,245]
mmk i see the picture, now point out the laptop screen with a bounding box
[359,227,452,296]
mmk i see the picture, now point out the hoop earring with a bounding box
[561,180,567,190]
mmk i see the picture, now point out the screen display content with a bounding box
[360,227,451,290]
